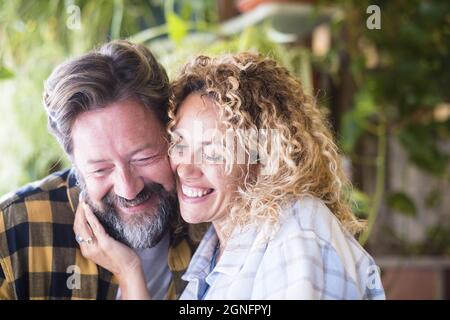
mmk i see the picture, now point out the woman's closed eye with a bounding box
[203,144,224,163]
[169,133,188,156]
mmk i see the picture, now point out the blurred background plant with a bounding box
[324,0,450,256]
[0,0,449,261]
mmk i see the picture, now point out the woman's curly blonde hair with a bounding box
[168,52,365,237]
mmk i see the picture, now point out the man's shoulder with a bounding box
[0,169,75,210]
[0,168,79,236]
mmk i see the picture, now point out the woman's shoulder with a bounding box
[276,196,343,243]
[264,197,384,299]
[276,197,368,256]
[277,197,384,289]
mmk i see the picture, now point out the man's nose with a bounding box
[113,167,144,200]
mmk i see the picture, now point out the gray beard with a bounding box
[78,177,178,249]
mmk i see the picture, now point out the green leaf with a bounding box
[425,189,442,209]
[0,66,15,80]
[398,126,449,176]
[110,0,124,40]
[166,12,188,44]
[387,192,417,217]
[180,2,193,21]
[353,88,377,119]
[350,189,371,219]
[339,88,378,153]
[340,110,364,153]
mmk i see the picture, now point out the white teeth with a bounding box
[181,185,212,198]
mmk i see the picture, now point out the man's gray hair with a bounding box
[43,40,170,155]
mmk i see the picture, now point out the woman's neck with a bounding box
[212,217,233,259]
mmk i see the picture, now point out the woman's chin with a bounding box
[180,211,206,224]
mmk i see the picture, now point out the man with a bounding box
[0,40,198,299]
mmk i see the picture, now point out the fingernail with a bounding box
[80,189,88,201]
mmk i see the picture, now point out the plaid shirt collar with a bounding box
[65,169,81,214]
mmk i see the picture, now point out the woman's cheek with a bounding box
[138,157,176,191]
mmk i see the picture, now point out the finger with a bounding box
[74,195,89,228]
[73,197,84,231]
[74,201,94,244]
[79,189,87,202]
[83,202,107,239]
[75,203,94,238]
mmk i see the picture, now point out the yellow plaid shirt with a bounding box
[0,169,200,300]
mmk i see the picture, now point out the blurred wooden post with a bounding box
[217,0,240,22]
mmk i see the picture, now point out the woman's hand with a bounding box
[73,200,151,299]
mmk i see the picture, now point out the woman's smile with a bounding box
[179,183,215,204]
[180,184,214,198]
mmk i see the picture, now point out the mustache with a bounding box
[102,181,166,209]
[82,181,178,249]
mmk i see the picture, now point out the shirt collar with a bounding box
[182,225,218,282]
[182,223,266,281]
[66,168,81,213]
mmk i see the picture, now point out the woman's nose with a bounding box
[176,163,203,181]
[170,142,204,180]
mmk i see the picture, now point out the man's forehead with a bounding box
[71,100,166,163]
[74,99,159,126]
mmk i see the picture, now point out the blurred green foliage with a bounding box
[334,0,449,175]
[322,0,450,251]
[0,0,449,254]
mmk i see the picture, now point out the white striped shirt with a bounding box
[180,197,385,300]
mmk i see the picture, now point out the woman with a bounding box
[75,52,385,299]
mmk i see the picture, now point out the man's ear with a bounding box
[71,163,86,190]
